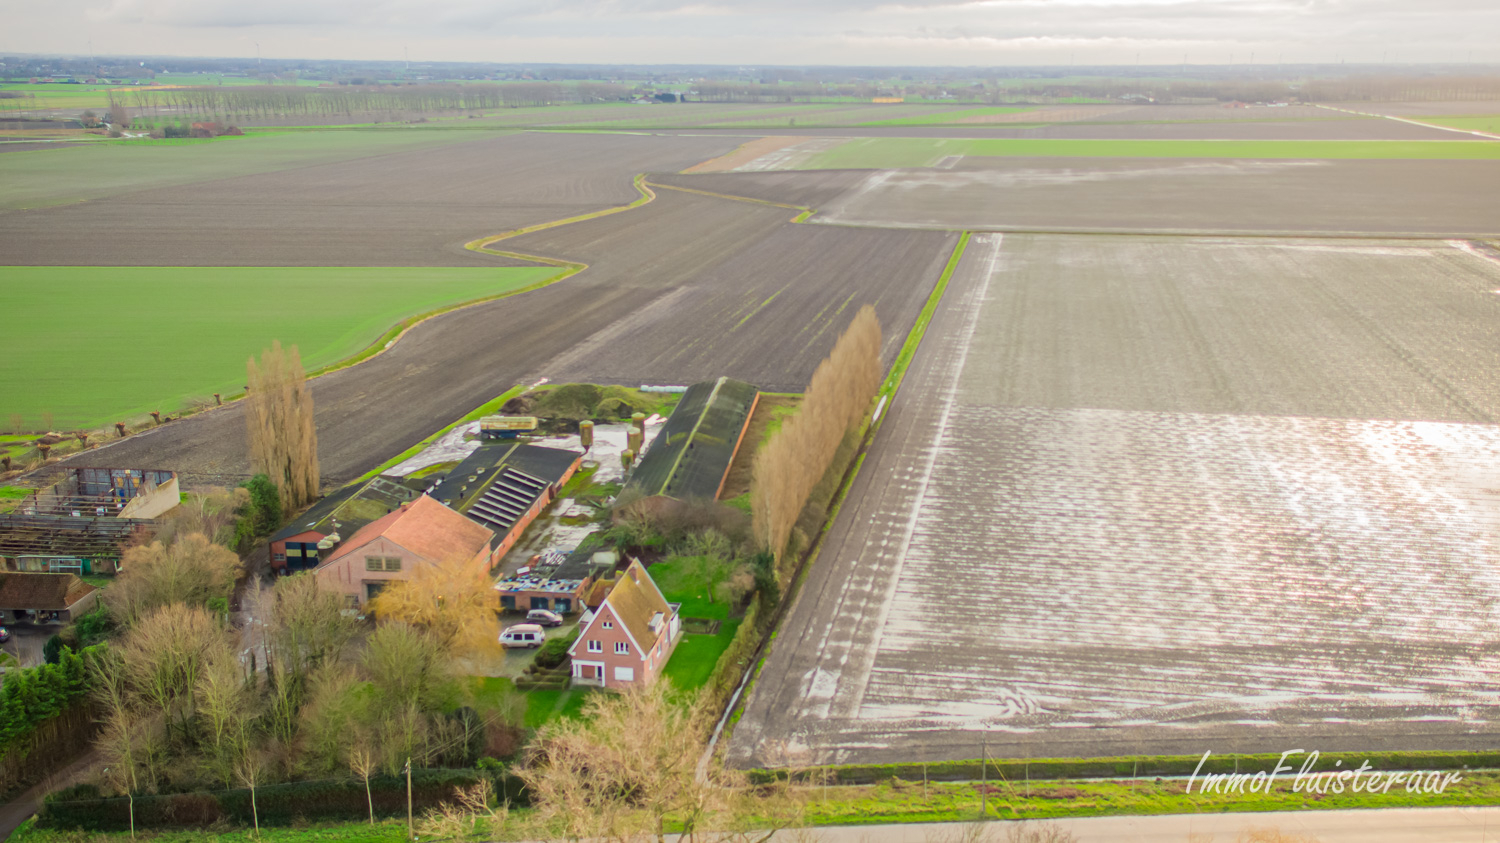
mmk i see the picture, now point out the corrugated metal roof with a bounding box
[624,377,759,501]
[429,443,581,545]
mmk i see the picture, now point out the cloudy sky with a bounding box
[3,0,1497,67]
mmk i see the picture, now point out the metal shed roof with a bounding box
[624,377,759,502]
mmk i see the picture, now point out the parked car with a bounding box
[499,624,545,649]
[526,608,564,627]
[0,627,9,644]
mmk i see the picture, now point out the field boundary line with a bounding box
[644,179,816,222]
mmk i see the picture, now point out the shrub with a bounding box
[72,605,113,647]
[240,474,281,535]
[37,769,530,831]
[533,631,577,670]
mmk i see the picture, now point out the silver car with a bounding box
[526,608,564,627]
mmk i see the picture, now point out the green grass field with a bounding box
[0,129,507,210]
[0,265,561,429]
[798,137,1500,168]
[1414,114,1500,134]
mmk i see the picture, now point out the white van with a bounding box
[499,624,546,649]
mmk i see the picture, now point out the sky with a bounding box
[3,0,1498,67]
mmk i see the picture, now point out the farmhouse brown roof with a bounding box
[326,496,493,566]
[604,560,673,652]
[0,572,97,611]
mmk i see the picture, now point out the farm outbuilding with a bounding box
[428,442,582,560]
[0,572,99,624]
[313,495,496,609]
[269,475,422,573]
[623,377,759,502]
[0,468,179,575]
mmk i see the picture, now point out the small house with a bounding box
[569,560,681,689]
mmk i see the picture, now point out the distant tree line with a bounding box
[108,81,635,123]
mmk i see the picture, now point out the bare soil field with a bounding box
[1337,101,1500,116]
[0,131,739,266]
[803,158,1500,237]
[732,233,1500,767]
[683,136,806,173]
[653,171,870,209]
[45,187,952,487]
[651,115,1453,142]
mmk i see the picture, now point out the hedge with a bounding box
[746,750,1500,786]
[38,768,529,832]
[0,644,101,758]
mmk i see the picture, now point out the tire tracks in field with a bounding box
[1302,267,1495,424]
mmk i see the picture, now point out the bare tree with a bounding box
[265,573,357,681]
[117,603,233,741]
[751,306,882,562]
[246,340,320,513]
[194,652,254,786]
[349,741,379,825]
[366,557,501,657]
[522,681,728,843]
[106,533,242,626]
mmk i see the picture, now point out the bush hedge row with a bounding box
[745,750,1500,786]
[38,768,529,832]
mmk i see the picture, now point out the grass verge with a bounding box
[771,772,1500,826]
[881,231,970,398]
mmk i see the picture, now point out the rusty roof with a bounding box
[325,495,493,567]
[0,572,97,611]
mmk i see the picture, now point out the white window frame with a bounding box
[602,620,614,629]
[587,640,602,653]
[614,666,635,682]
[614,641,629,655]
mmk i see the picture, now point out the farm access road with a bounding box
[48,185,954,489]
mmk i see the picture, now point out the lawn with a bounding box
[649,555,746,692]
[0,265,561,429]
[468,676,595,729]
[798,137,1500,169]
[662,618,741,692]
[0,128,507,210]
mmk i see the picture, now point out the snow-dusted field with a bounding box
[732,235,1500,767]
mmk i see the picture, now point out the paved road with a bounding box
[0,750,96,841]
[769,807,1500,842]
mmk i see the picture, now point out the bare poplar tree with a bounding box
[246,340,320,513]
[751,306,882,561]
